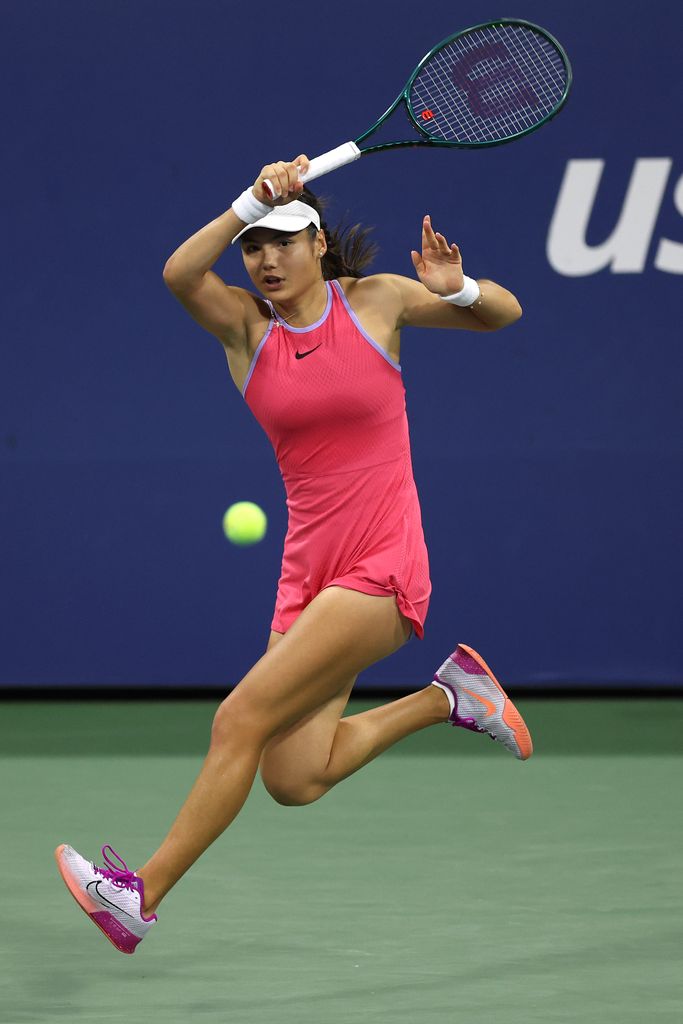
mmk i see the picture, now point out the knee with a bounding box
[210,690,270,748]
[259,766,326,807]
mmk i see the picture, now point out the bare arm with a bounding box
[398,275,521,331]
[162,208,253,348]
[163,207,246,289]
[162,157,309,346]
[394,214,522,331]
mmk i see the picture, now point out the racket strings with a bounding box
[409,23,569,145]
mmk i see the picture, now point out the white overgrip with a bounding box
[263,141,361,200]
[302,141,362,183]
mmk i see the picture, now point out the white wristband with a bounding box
[438,276,481,307]
[231,188,271,225]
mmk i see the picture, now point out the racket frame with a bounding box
[260,19,572,199]
[356,18,573,155]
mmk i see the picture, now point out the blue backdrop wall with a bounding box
[3,0,682,690]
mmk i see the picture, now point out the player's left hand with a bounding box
[410,215,465,296]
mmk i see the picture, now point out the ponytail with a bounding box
[299,187,378,279]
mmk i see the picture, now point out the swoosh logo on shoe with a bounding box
[295,344,322,359]
[86,880,135,919]
[461,686,497,720]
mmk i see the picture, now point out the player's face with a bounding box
[240,228,325,298]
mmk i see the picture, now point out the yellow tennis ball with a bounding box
[222,501,267,546]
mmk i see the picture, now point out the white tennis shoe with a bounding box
[432,643,533,760]
[55,843,157,954]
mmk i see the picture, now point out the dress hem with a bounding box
[271,578,426,641]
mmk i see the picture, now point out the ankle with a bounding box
[425,682,452,723]
[141,892,160,917]
[136,869,160,916]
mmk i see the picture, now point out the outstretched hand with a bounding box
[410,215,465,296]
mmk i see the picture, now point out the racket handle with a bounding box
[262,142,361,201]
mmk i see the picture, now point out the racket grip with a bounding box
[262,142,361,200]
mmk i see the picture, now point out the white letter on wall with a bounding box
[547,158,672,276]
[655,173,683,273]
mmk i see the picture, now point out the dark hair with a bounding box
[298,186,378,279]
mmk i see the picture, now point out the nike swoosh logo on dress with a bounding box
[295,344,322,359]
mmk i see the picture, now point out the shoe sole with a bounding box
[54,845,139,954]
[458,644,533,760]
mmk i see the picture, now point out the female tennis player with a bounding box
[55,155,533,954]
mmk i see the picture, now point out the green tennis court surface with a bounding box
[2,698,681,1023]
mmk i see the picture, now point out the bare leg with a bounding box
[260,669,449,805]
[135,587,410,915]
[328,685,449,778]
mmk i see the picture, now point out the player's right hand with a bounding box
[252,156,310,206]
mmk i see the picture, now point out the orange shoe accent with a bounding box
[460,685,497,719]
[55,845,98,915]
[458,645,534,760]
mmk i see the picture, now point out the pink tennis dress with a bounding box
[242,278,431,639]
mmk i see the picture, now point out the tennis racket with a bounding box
[262,19,572,200]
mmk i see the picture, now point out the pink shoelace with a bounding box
[93,845,141,892]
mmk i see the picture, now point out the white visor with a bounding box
[232,200,321,245]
